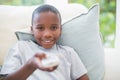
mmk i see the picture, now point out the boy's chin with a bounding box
[36,41,55,49]
[43,45,53,49]
[42,44,55,49]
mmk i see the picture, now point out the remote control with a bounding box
[41,54,60,68]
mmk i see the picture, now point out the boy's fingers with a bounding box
[37,65,58,72]
[45,65,58,72]
[35,53,46,60]
[47,66,58,72]
[34,53,58,72]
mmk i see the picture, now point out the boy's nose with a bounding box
[43,30,52,38]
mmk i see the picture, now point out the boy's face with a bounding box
[31,11,61,49]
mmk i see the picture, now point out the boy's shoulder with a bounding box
[15,40,31,45]
[15,41,75,52]
[13,40,35,47]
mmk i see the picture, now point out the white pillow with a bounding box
[58,4,105,80]
[15,4,105,80]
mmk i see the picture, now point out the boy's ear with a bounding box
[31,26,33,34]
[60,25,62,30]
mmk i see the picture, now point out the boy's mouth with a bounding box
[44,40,53,43]
[41,39,54,44]
[42,40,54,48]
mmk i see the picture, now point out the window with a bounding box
[115,0,120,49]
[0,0,44,5]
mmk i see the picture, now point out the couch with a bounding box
[0,3,120,80]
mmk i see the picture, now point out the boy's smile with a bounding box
[31,11,61,49]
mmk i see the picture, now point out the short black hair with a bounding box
[31,4,61,25]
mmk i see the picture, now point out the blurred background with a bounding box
[0,0,116,48]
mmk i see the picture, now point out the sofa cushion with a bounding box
[58,4,105,80]
[0,5,37,65]
[15,4,105,80]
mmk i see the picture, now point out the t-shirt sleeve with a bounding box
[0,42,22,74]
[69,48,87,80]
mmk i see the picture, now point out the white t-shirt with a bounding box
[1,40,87,80]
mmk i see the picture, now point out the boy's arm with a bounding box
[76,74,89,80]
[4,53,57,80]
[4,60,36,80]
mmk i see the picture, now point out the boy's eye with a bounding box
[50,26,58,31]
[37,26,44,31]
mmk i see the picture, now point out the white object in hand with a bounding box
[41,54,60,68]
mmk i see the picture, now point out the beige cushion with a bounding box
[0,4,88,65]
[0,5,37,65]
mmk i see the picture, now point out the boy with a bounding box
[0,4,89,80]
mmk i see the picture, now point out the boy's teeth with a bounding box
[45,40,51,42]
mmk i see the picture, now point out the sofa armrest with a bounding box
[103,48,120,80]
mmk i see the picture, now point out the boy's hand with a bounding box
[28,53,58,72]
